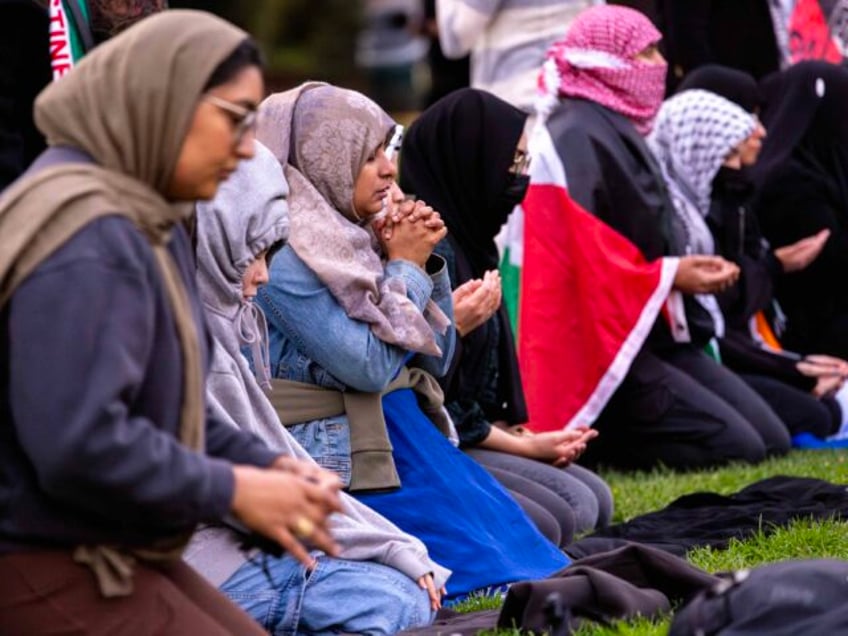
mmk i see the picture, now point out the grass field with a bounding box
[453,450,848,635]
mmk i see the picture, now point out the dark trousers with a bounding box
[486,465,576,548]
[0,550,266,635]
[740,373,838,439]
[584,345,791,471]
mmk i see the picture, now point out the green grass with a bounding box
[604,450,848,523]
[459,450,848,635]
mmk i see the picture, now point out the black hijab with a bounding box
[753,61,848,210]
[400,88,528,425]
[400,88,527,274]
[678,65,762,113]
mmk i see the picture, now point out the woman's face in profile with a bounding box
[352,141,398,221]
[167,65,264,202]
[740,120,766,167]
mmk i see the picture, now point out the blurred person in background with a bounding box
[421,0,469,105]
[435,0,605,112]
[357,0,430,111]
[657,0,790,93]
[0,0,50,188]
[0,0,166,190]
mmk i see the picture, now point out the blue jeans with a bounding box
[220,552,433,635]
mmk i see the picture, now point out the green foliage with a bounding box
[171,0,364,86]
[574,615,670,636]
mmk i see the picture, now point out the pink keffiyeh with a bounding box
[541,5,666,135]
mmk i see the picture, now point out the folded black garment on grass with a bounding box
[399,543,717,635]
[569,475,848,558]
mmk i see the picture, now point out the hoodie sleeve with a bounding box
[331,492,452,590]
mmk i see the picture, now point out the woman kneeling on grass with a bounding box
[0,11,342,634]
[255,83,571,600]
[188,140,447,634]
[399,88,614,545]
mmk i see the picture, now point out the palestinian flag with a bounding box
[789,0,847,63]
[515,119,679,433]
[49,0,91,80]
[499,208,523,334]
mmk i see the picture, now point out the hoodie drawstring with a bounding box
[236,301,273,390]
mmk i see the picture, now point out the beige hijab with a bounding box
[0,9,249,596]
[257,83,449,357]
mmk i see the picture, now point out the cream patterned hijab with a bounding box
[257,83,448,356]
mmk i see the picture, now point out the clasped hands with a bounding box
[372,184,447,269]
[796,354,848,398]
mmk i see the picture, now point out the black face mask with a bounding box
[712,166,753,198]
[499,174,531,210]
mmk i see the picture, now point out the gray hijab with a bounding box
[196,142,289,389]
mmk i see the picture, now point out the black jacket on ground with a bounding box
[571,476,848,557]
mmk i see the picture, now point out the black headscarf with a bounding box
[400,88,528,425]
[401,88,527,273]
[678,65,762,113]
[752,61,848,210]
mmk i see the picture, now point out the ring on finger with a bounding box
[293,516,315,539]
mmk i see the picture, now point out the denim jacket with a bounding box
[256,244,456,485]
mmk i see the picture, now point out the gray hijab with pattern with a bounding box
[257,83,448,356]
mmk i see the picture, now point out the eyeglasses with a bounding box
[510,148,532,176]
[384,125,404,162]
[204,94,258,147]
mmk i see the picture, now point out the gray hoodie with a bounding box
[185,141,450,589]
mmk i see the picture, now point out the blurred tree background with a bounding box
[167,0,657,111]
[170,0,366,92]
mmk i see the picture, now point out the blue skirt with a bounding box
[355,389,569,599]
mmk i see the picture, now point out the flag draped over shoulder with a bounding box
[516,118,678,433]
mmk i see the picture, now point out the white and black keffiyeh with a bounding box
[648,89,756,336]
[649,89,756,254]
